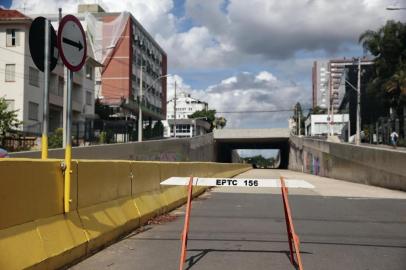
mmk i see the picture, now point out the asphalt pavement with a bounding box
[69,169,406,270]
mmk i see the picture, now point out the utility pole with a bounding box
[173,80,177,138]
[138,66,143,142]
[355,57,361,145]
[298,108,301,136]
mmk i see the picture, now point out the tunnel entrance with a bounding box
[233,149,281,169]
[214,138,290,169]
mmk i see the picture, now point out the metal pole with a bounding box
[174,80,177,138]
[138,66,143,142]
[41,19,50,159]
[194,120,196,137]
[297,110,302,136]
[64,70,73,213]
[356,58,361,145]
[60,8,68,147]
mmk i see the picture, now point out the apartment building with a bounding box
[164,92,210,138]
[73,4,168,125]
[0,8,99,135]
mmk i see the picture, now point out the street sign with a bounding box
[57,15,87,72]
[29,17,58,72]
[161,177,314,188]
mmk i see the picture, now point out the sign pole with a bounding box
[57,14,87,213]
[41,19,50,159]
[64,70,73,213]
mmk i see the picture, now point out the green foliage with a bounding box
[292,102,305,135]
[99,131,114,144]
[360,21,406,105]
[242,155,276,168]
[48,128,63,149]
[360,20,406,136]
[0,97,21,141]
[214,116,227,129]
[152,120,164,137]
[188,109,227,131]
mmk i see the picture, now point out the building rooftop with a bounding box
[0,8,31,22]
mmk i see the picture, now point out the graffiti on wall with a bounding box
[303,150,320,176]
[133,152,185,162]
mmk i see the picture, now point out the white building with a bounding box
[163,92,210,138]
[0,9,100,136]
[305,114,349,137]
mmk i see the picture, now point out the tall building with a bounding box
[78,4,168,125]
[312,60,329,109]
[0,9,99,135]
[33,3,167,141]
[312,58,373,114]
[164,92,210,138]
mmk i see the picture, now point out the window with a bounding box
[29,67,39,87]
[6,29,19,47]
[5,99,15,111]
[5,64,15,82]
[28,102,39,121]
[176,124,190,133]
[86,91,92,105]
[86,64,93,80]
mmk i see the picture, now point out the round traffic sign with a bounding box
[29,17,58,72]
[57,15,87,72]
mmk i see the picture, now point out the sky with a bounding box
[2,0,406,129]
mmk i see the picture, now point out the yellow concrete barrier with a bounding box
[76,160,135,252]
[132,162,166,224]
[0,159,83,270]
[0,159,251,269]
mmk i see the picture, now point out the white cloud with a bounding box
[185,0,405,61]
[166,74,192,100]
[255,71,277,82]
[11,0,176,37]
[179,71,309,128]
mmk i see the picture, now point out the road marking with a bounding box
[161,177,314,189]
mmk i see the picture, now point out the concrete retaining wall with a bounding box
[0,158,250,270]
[289,136,406,191]
[10,134,215,162]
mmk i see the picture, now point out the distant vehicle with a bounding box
[0,148,9,158]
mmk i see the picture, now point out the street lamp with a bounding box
[138,71,171,142]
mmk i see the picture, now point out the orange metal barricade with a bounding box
[178,176,304,270]
[280,176,304,270]
[179,176,194,270]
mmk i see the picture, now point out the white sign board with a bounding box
[57,15,87,72]
[161,177,314,189]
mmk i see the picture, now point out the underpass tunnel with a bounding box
[214,138,290,169]
[232,149,281,168]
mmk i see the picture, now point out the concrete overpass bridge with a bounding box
[213,128,290,168]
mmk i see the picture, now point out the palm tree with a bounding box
[359,21,406,136]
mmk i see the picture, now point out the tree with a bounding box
[359,21,406,134]
[188,109,227,132]
[292,102,305,135]
[152,120,164,137]
[0,97,20,145]
[48,128,63,149]
[213,116,227,129]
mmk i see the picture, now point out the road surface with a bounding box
[70,169,406,270]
